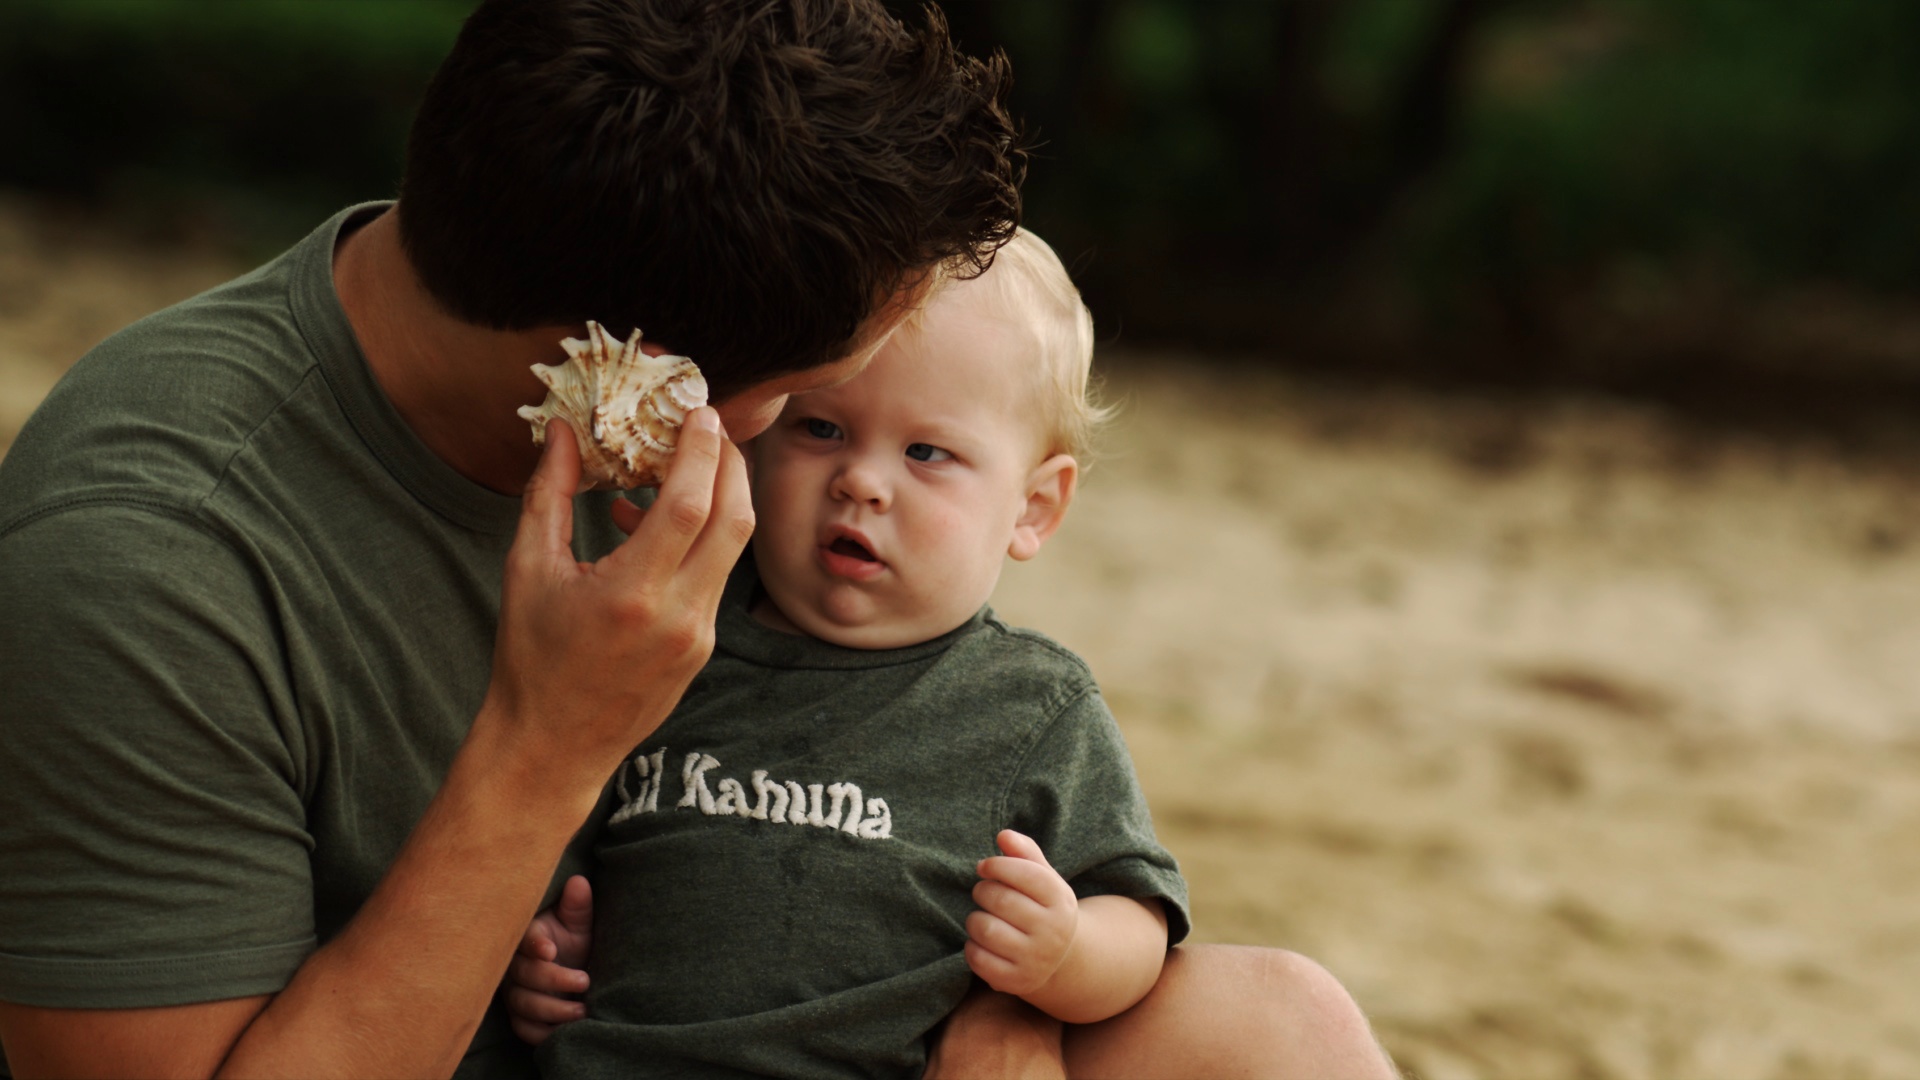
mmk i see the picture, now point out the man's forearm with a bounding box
[1020,896,1169,1025]
[217,713,608,1077]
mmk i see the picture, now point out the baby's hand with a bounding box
[505,874,595,1045]
[964,830,1078,999]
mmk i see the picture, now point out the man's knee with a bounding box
[1237,946,1363,1023]
[1155,945,1396,1079]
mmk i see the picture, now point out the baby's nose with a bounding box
[833,461,891,508]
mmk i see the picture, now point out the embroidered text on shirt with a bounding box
[608,748,893,840]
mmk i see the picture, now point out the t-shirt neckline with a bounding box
[288,202,525,535]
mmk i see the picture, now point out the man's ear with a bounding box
[1009,454,1078,562]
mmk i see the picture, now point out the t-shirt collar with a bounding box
[289,202,525,535]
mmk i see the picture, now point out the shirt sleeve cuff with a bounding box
[0,938,316,1008]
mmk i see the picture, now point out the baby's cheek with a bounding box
[926,501,978,537]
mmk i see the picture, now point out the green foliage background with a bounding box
[7,0,1920,388]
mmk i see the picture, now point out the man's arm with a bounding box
[0,417,754,1078]
[0,998,269,1079]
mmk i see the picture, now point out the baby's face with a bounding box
[748,288,1053,649]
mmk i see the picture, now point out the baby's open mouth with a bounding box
[829,536,878,562]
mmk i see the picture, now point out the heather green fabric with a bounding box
[541,559,1189,1080]
[0,205,616,1078]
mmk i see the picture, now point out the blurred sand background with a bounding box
[4,199,1917,1079]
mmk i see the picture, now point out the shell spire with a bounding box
[517,322,709,490]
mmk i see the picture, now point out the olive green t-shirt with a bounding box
[541,561,1190,1080]
[0,204,617,1077]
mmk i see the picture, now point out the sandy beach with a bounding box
[4,200,1916,1078]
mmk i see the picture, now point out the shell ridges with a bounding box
[516,321,709,490]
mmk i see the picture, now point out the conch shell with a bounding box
[517,321,708,490]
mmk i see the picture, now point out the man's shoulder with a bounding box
[0,230,329,535]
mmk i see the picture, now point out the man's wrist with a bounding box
[463,696,621,829]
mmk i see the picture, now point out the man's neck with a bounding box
[332,208,573,496]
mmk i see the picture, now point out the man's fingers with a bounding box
[513,420,582,565]
[608,408,722,575]
[683,435,756,592]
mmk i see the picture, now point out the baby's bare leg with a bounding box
[1062,945,1398,1080]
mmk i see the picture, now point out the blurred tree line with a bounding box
[8,0,1920,402]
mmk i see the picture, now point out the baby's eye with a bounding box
[803,418,842,440]
[905,443,952,463]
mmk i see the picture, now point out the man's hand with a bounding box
[505,874,594,1045]
[480,412,754,804]
[964,830,1078,999]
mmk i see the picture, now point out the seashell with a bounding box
[517,321,709,490]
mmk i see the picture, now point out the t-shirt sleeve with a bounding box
[997,682,1191,946]
[0,505,317,1007]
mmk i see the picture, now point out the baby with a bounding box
[517,231,1188,1078]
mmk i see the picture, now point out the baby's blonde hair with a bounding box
[919,229,1113,461]
[991,229,1111,461]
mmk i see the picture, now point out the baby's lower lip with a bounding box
[818,543,887,580]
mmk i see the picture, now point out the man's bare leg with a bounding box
[925,988,1067,1080]
[1062,945,1398,1080]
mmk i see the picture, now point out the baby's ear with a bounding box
[1009,454,1078,562]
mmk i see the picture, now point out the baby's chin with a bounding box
[798,609,963,652]
[772,585,978,652]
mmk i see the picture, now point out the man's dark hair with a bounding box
[399,0,1022,400]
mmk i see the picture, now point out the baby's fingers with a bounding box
[972,877,1049,930]
[510,1015,558,1047]
[508,951,590,997]
[965,909,1032,963]
[964,911,1051,995]
[994,829,1049,863]
[516,920,557,962]
[963,938,1024,989]
[505,983,587,1026]
[977,855,1075,910]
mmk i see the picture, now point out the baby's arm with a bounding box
[965,829,1170,1025]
